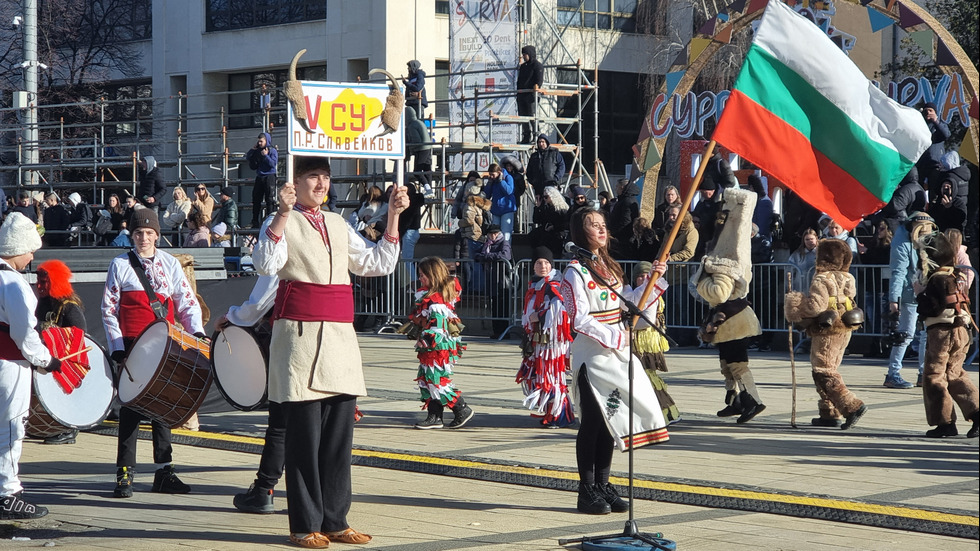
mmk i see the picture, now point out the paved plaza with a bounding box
[6,334,979,550]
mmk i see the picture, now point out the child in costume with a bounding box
[784,239,867,429]
[517,247,574,428]
[410,256,474,429]
[913,231,979,438]
[632,261,680,424]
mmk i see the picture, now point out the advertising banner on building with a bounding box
[287,80,404,159]
[449,0,520,170]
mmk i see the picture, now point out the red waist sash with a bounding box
[271,281,354,323]
[0,323,25,361]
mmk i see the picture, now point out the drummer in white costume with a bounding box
[102,212,204,498]
[560,208,670,516]
[0,213,58,519]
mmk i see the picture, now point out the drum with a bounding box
[27,336,116,437]
[210,322,270,411]
[118,320,212,428]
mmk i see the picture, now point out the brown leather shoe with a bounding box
[325,528,372,544]
[289,532,330,549]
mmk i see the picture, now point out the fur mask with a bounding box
[814,239,852,273]
[914,231,956,280]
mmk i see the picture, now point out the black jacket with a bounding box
[526,136,565,193]
[138,156,166,207]
[608,183,641,241]
[516,46,544,104]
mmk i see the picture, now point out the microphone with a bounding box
[564,242,598,262]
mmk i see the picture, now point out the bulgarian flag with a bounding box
[712,0,933,230]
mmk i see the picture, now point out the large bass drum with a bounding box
[27,335,115,437]
[118,320,212,428]
[210,322,270,411]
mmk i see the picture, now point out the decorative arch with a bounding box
[636,0,979,219]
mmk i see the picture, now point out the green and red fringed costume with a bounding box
[412,281,466,409]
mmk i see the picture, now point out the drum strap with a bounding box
[128,252,169,320]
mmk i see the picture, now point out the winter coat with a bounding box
[879,173,927,232]
[516,46,544,106]
[486,168,517,216]
[526,135,566,193]
[162,199,192,230]
[667,214,698,262]
[460,193,492,242]
[211,198,239,229]
[246,132,278,176]
[404,108,432,165]
[138,156,167,207]
[608,182,640,240]
[405,61,428,108]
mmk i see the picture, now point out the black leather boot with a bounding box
[596,482,629,513]
[717,390,742,417]
[736,391,766,424]
[577,483,611,515]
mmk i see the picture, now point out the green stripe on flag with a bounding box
[734,45,914,202]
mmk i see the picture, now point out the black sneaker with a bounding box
[596,482,629,513]
[0,493,48,520]
[447,405,474,429]
[841,405,867,430]
[113,466,134,498]
[152,465,191,494]
[233,484,275,514]
[811,417,841,427]
[415,414,444,429]
[43,429,78,445]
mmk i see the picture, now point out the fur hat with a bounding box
[130,211,161,235]
[532,246,554,265]
[37,259,74,300]
[294,156,331,178]
[0,212,42,257]
[915,231,957,279]
[699,187,757,299]
[815,238,852,273]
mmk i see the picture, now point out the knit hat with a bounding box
[923,102,938,112]
[220,186,235,198]
[130,211,161,235]
[294,156,331,178]
[0,212,42,257]
[532,246,554,265]
[67,192,82,206]
[37,259,74,300]
[486,224,501,234]
[212,222,227,236]
[635,261,653,277]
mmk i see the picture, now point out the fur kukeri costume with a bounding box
[913,231,979,438]
[692,187,765,423]
[784,239,867,429]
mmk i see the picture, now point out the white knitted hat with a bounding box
[0,212,43,257]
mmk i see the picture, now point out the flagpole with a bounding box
[632,140,716,325]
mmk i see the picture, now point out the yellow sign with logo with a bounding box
[288,81,404,159]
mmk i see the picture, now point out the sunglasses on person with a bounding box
[196,187,207,191]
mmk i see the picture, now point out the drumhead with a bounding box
[33,336,116,429]
[210,325,268,411]
[118,320,170,403]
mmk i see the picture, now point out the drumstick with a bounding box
[58,346,93,362]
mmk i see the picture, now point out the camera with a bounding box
[882,311,909,347]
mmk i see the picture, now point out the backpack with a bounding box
[93,213,113,236]
[479,209,493,234]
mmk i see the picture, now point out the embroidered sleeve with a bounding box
[253,216,288,276]
[102,259,125,354]
[561,266,624,349]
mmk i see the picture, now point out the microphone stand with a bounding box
[558,250,676,551]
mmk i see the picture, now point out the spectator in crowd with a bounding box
[137,156,166,212]
[748,175,773,239]
[352,185,388,242]
[625,217,659,263]
[597,191,612,214]
[750,223,773,264]
[190,184,216,227]
[529,185,568,259]
[665,206,698,262]
[608,179,641,247]
[42,193,71,247]
[475,225,513,339]
[459,181,492,293]
[788,228,819,291]
[11,190,38,224]
[65,192,92,238]
[526,134,565,196]
[914,102,950,191]
[212,187,239,231]
[930,152,969,232]
[184,210,211,248]
[781,189,823,253]
[211,223,231,248]
[485,163,517,244]
[245,132,278,228]
[452,171,484,220]
[500,156,527,218]
[404,107,433,196]
[691,187,719,258]
[516,46,544,144]
[702,145,738,193]
[403,60,427,119]
[162,186,192,245]
[653,184,681,234]
[858,220,893,265]
[823,217,859,264]
[398,180,426,282]
[885,212,936,389]
[566,185,592,225]
[857,220,894,347]
[877,167,926,233]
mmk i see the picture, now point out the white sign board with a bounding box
[287,80,404,159]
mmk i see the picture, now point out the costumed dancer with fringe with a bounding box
[410,256,474,430]
[631,261,680,424]
[912,231,979,439]
[784,239,867,430]
[517,246,575,428]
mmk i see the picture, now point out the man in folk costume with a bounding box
[913,231,979,439]
[693,187,766,423]
[102,212,205,498]
[252,156,408,549]
[784,239,867,429]
[0,213,60,519]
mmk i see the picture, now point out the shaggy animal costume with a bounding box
[784,239,866,429]
[913,232,979,438]
[692,188,765,423]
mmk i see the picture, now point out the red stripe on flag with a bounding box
[713,90,885,229]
